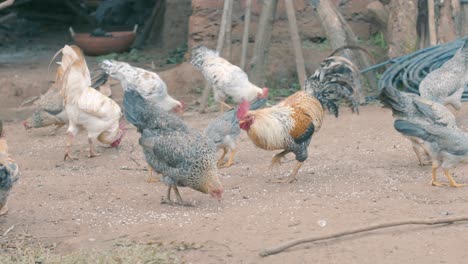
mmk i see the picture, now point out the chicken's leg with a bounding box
[0,203,8,216]
[217,147,228,168]
[160,186,172,204]
[64,132,78,161]
[431,164,446,187]
[412,145,431,166]
[270,150,289,167]
[220,148,237,168]
[219,101,233,112]
[146,165,159,183]
[88,137,102,158]
[443,169,467,188]
[270,161,303,183]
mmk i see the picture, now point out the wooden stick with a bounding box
[240,0,252,70]
[427,0,437,45]
[260,216,468,257]
[284,0,306,89]
[199,0,232,113]
[225,0,234,61]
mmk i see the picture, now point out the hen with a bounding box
[394,120,467,187]
[380,86,458,166]
[236,56,360,183]
[419,38,468,110]
[0,121,20,216]
[59,45,125,160]
[123,88,223,205]
[23,68,111,132]
[205,98,267,168]
[190,45,269,111]
[99,59,184,113]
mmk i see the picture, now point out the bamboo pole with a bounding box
[240,0,252,70]
[225,0,234,60]
[0,0,14,10]
[428,0,437,45]
[199,0,232,113]
[284,0,307,89]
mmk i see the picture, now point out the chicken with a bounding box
[394,120,468,187]
[190,45,269,111]
[0,120,20,216]
[123,88,223,205]
[99,59,184,113]
[205,98,267,168]
[236,56,360,183]
[58,45,125,160]
[380,86,458,166]
[23,68,111,132]
[419,38,468,110]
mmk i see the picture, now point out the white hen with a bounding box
[190,46,268,110]
[99,60,184,113]
[59,45,125,160]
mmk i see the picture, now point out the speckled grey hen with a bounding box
[123,88,223,205]
[0,121,20,216]
[380,86,459,166]
[394,120,468,187]
[205,98,267,168]
[419,38,468,110]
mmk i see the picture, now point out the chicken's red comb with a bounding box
[262,87,269,98]
[236,99,250,119]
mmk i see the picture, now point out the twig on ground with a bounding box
[260,216,468,257]
[2,224,16,236]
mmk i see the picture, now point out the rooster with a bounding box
[99,60,184,114]
[0,121,20,216]
[123,88,223,205]
[236,56,360,183]
[58,45,125,160]
[190,45,269,111]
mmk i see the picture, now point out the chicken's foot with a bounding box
[173,186,193,206]
[217,147,228,168]
[64,132,78,161]
[431,165,447,187]
[220,148,236,168]
[160,186,192,206]
[146,165,159,183]
[413,146,431,166]
[160,186,172,204]
[88,138,102,158]
[269,161,303,183]
[444,170,467,188]
[270,150,289,167]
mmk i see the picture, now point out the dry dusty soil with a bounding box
[1,52,468,264]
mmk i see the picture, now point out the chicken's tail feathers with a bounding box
[190,45,219,68]
[379,86,407,115]
[123,88,147,129]
[90,68,109,89]
[394,120,431,141]
[306,56,361,116]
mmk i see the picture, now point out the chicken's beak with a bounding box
[239,120,246,125]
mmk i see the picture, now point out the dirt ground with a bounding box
[1,49,468,264]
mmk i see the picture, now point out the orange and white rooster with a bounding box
[237,56,360,183]
[57,45,125,160]
[191,46,268,111]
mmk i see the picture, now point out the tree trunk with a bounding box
[250,0,278,87]
[386,0,419,56]
[366,1,389,37]
[437,0,457,43]
[199,0,232,113]
[224,0,234,60]
[285,0,306,89]
[311,0,374,100]
[240,0,252,70]
[462,3,468,36]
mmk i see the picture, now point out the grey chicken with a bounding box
[394,119,468,187]
[380,86,458,166]
[205,98,267,168]
[419,38,468,110]
[0,120,20,216]
[23,68,111,132]
[123,88,223,205]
